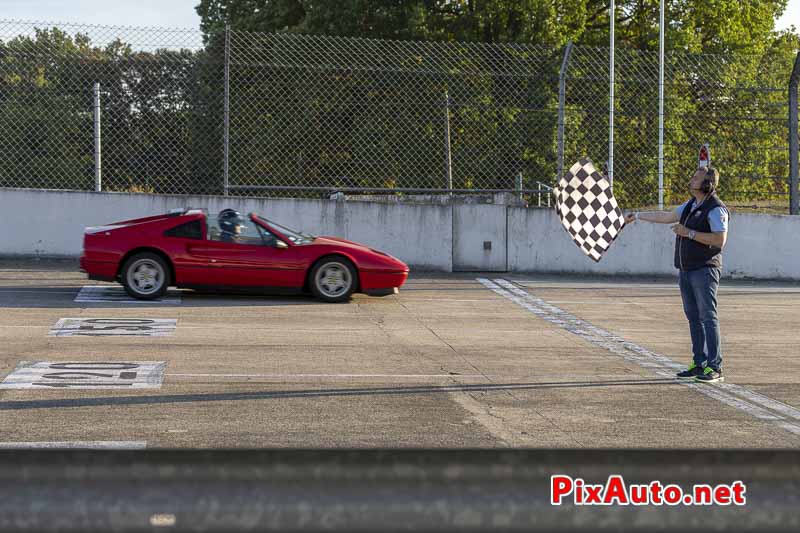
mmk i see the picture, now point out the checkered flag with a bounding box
[553,159,626,262]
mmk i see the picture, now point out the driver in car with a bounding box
[218,208,246,243]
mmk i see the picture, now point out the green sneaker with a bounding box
[695,367,724,383]
[676,362,704,379]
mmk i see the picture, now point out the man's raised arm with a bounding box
[625,210,680,224]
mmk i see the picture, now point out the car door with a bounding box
[161,217,215,286]
[196,215,304,288]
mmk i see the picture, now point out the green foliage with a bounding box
[1,2,798,207]
[192,0,799,207]
[0,27,224,194]
[195,0,794,53]
[0,29,93,190]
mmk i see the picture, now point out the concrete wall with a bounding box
[0,188,452,271]
[508,207,675,276]
[452,204,507,271]
[3,188,800,279]
[508,207,800,279]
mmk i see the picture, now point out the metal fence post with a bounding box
[657,0,665,210]
[443,89,453,197]
[223,24,231,197]
[608,0,615,189]
[556,41,574,183]
[93,82,102,192]
[790,51,800,215]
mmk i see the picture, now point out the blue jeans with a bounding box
[678,266,722,371]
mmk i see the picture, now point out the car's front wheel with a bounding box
[121,252,169,300]
[310,257,357,303]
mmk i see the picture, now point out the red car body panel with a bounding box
[79,210,409,296]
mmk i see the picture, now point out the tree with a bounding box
[0,27,223,194]
[0,29,96,190]
[196,0,794,53]
[192,1,799,205]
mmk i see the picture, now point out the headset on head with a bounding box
[699,167,717,194]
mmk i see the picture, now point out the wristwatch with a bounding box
[688,230,697,240]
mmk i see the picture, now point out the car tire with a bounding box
[121,252,170,300]
[310,257,357,303]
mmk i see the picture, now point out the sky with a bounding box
[1,0,798,33]
[777,0,799,31]
[2,0,204,29]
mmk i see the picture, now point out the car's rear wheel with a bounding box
[310,257,357,303]
[121,252,169,300]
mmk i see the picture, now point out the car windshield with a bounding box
[254,215,315,245]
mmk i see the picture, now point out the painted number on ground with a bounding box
[75,286,181,304]
[50,318,177,337]
[0,361,166,389]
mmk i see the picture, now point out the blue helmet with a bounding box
[218,208,244,235]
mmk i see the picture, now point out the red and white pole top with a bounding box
[698,143,711,169]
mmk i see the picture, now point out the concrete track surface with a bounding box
[2,258,800,449]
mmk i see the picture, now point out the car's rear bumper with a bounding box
[80,257,118,281]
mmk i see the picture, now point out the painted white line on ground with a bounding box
[0,289,81,294]
[718,383,800,423]
[509,281,800,295]
[0,361,167,389]
[517,300,787,308]
[75,286,181,304]
[0,441,146,449]
[478,278,800,437]
[167,373,488,378]
[50,318,177,337]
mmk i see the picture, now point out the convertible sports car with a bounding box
[79,208,409,303]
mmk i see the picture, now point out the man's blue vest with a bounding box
[673,194,726,271]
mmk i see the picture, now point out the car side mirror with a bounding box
[275,240,289,249]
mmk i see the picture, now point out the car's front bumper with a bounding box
[359,270,408,292]
[363,287,399,297]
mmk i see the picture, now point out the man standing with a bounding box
[625,167,729,383]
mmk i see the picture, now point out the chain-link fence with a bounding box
[227,32,563,198]
[1,20,798,210]
[0,21,219,195]
[564,44,799,210]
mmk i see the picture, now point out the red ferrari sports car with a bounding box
[79,208,409,303]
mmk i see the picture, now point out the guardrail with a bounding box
[0,449,798,532]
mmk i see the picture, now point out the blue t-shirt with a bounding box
[673,199,729,232]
